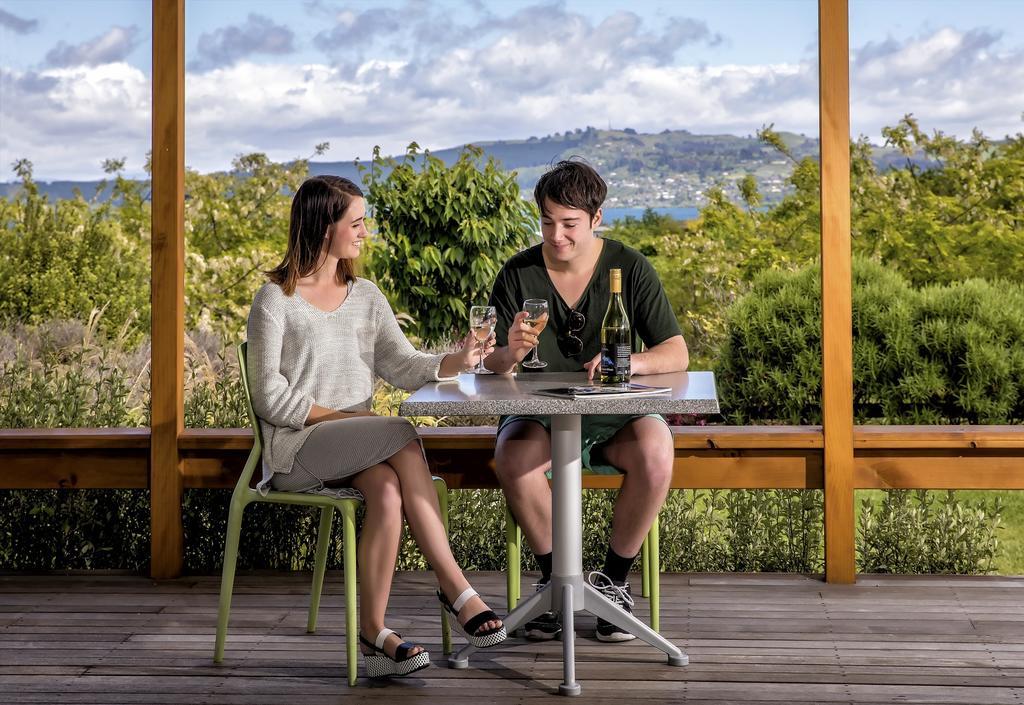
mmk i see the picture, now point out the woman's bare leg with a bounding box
[348,463,422,657]
[386,439,503,633]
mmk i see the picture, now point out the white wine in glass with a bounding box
[468,305,497,374]
[521,299,549,369]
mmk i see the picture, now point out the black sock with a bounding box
[602,547,636,585]
[536,552,553,583]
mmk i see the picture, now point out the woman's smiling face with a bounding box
[327,196,369,260]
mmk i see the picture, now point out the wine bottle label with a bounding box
[600,343,631,382]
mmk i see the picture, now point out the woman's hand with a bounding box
[458,329,496,370]
[305,405,377,426]
[440,330,497,376]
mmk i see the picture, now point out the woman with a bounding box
[247,175,505,678]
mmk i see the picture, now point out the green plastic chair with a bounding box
[214,342,452,685]
[505,497,661,631]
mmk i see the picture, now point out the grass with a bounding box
[958,490,1024,575]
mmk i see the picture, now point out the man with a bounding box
[485,159,688,642]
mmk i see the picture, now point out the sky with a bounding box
[1,0,1023,180]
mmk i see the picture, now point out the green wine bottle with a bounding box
[600,268,631,384]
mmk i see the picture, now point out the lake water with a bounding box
[602,206,700,223]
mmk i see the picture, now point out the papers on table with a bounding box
[533,383,672,399]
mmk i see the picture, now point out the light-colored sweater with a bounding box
[245,278,452,490]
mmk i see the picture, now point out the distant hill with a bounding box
[1,127,925,208]
[0,179,121,202]
[306,127,823,207]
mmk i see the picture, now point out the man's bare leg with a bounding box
[494,420,553,555]
[600,417,674,557]
[589,417,673,641]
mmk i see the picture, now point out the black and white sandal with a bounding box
[359,628,431,678]
[437,586,508,648]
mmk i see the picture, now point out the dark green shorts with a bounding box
[496,414,667,475]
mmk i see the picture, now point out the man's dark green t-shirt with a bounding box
[488,238,681,373]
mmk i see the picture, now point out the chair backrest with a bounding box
[236,342,263,487]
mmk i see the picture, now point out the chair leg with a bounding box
[649,513,660,632]
[308,506,335,633]
[214,496,245,663]
[640,533,651,598]
[434,478,452,656]
[505,503,521,612]
[342,502,359,687]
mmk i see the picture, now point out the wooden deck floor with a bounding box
[1,571,1023,704]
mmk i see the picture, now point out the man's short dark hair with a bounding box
[534,159,607,220]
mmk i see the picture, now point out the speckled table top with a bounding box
[399,370,719,417]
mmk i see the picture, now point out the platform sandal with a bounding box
[437,586,508,648]
[359,628,431,678]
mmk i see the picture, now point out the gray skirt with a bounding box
[271,416,421,492]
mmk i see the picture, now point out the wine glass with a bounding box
[521,299,549,369]
[468,305,497,374]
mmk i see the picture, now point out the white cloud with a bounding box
[2,24,1023,181]
[1,63,149,180]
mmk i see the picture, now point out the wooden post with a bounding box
[819,0,855,583]
[151,0,185,579]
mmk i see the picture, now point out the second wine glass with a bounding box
[468,305,497,374]
[521,299,549,369]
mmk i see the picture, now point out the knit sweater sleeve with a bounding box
[369,285,453,390]
[246,294,315,431]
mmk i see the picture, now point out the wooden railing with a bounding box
[3,425,1023,577]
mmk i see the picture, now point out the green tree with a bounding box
[728,118,1024,287]
[362,143,538,346]
[0,160,150,337]
[185,148,324,341]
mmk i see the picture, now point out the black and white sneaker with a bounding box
[524,578,562,641]
[589,571,637,643]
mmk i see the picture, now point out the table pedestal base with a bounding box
[448,413,688,695]
[449,576,688,692]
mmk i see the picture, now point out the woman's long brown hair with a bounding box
[266,176,363,294]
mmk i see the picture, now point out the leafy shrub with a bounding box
[363,143,538,347]
[0,314,148,428]
[858,490,1002,573]
[714,257,1015,574]
[725,490,823,572]
[717,257,1024,425]
[0,488,149,571]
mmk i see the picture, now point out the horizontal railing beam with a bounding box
[856,451,1024,489]
[0,451,149,489]
[4,426,1024,492]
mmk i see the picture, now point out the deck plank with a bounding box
[1,572,1023,703]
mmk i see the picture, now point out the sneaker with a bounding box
[589,571,637,643]
[524,578,562,641]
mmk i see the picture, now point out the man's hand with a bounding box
[484,311,550,374]
[506,310,545,363]
[583,353,602,381]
